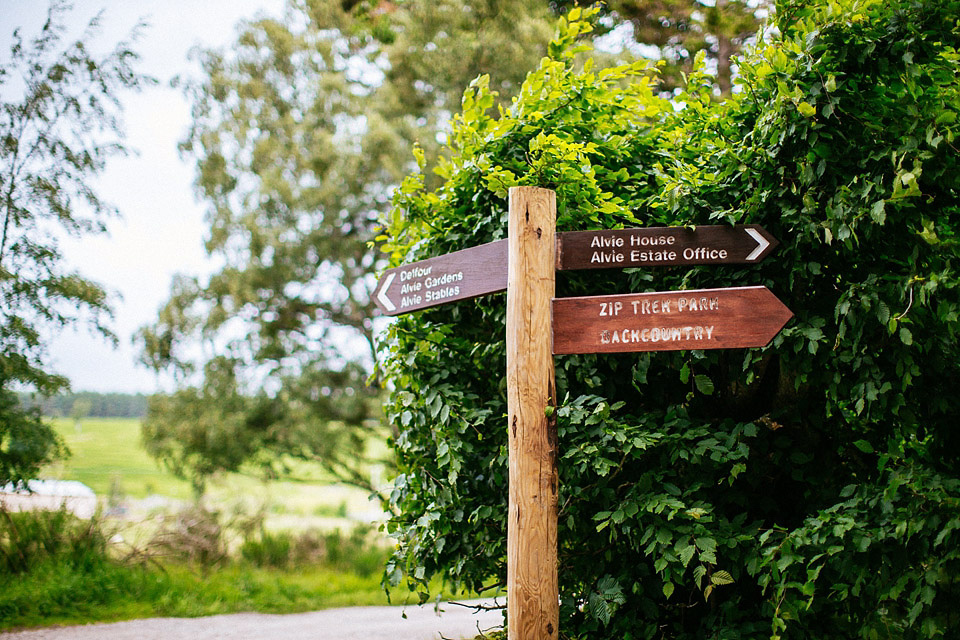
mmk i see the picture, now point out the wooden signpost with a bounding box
[375,187,793,640]
[506,187,559,639]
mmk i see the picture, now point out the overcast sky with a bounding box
[1,0,286,394]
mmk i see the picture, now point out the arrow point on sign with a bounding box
[377,272,396,312]
[745,227,770,261]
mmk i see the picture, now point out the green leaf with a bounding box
[853,440,874,454]
[695,537,717,554]
[935,110,957,125]
[693,565,707,588]
[694,375,714,395]
[797,101,817,117]
[663,581,675,599]
[711,570,734,585]
[899,327,913,345]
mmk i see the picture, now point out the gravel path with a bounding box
[0,600,504,640]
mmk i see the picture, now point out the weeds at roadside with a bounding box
[0,504,394,631]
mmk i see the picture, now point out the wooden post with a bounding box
[506,186,558,640]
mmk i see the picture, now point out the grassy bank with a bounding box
[0,417,412,631]
[1,561,400,630]
[0,507,436,632]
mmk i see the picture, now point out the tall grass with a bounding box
[0,507,161,627]
[0,506,399,631]
[0,507,108,574]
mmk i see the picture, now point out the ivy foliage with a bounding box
[378,2,960,638]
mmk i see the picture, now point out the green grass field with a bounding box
[41,418,389,533]
[0,560,405,631]
[45,418,193,499]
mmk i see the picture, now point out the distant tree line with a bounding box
[18,392,148,419]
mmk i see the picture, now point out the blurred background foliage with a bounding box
[136,0,766,496]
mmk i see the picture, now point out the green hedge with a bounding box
[379,2,960,638]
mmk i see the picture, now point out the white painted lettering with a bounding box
[591,235,623,248]
[400,266,432,282]
[424,271,463,289]
[630,234,676,247]
[590,250,625,264]
[628,250,678,262]
[681,247,731,261]
[424,285,461,303]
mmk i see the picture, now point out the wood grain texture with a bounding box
[553,286,793,354]
[506,187,559,640]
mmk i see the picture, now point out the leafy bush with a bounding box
[379,2,960,638]
[241,529,294,568]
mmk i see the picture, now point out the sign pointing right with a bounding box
[552,285,793,354]
[556,224,778,270]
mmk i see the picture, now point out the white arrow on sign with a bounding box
[372,240,509,316]
[376,271,396,312]
[745,227,770,261]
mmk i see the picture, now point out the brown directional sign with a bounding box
[375,225,779,316]
[556,224,778,270]
[552,285,793,354]
[374,239,508,316]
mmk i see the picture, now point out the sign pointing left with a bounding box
[373,240,508,316]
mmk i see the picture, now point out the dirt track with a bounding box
[0,600,504,640]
